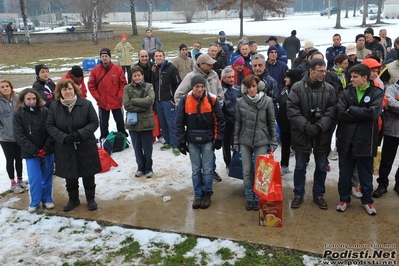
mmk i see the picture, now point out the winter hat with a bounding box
[120,34,127,39]
[35,64,48,76]
[179,43,187,51]
[361,58,381,70]
[355,34,366,42]
[285,68,302,84]
[191,74,206,88]
[364,27,374,35]
[265,36,277,43]
[306,48,319,58]
[197,53,217,65]
[345,44,357,56]
[291,30,297,36]
[70,65,84,77]
[100,48,111,57]
[232,55,245,66]
[267,45,278,55]
[304,40,314,49]
[219,31,226,36]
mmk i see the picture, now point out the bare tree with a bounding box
[148,0,153,28]
[93,0,99,45]
[335,0,343,28]
[130,0,138,35]
[171,0,199,23]
[19,0,30,45]
[375,0,383,23]
[361,0,368,26]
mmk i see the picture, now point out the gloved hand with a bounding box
[70,131,81,142]
[37,149,46,157]
[305,124,321,137]
[270,144,278,152]
[234,144,240,152]
[64,135,75,144]
[213,140,223,150]
[178,143,188,155]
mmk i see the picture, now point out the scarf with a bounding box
[333,65,347,89]
[247,91,264,103]
[60,95,78,113]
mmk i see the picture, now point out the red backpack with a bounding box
[98,148,118,173]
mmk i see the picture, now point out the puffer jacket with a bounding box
[255,69,279,104]
[337,83,384,157]
[13,105,54,158]
[222,81,241,130]
[88,62,127,111]
[234,81,278,148]
[123,82,155,132]
[114,41,134,66]
[172,53,193,80]
[0,94,18,142]
[32,78,56,108]
[286,74,337,153]
[381,83,399,138]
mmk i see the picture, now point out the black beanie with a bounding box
[285,68,302,85]
[306,48,319,59]
[35,64,48,76]
[179,43,187,51]
[191,74,206,88]
[70,65,83,77]
[355,34,366,42]
[100,48,111,57]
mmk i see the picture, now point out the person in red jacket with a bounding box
[60,66,87,98]
[231,55,251,86]
[88,48,128,138]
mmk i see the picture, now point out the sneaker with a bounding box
[146,171,154,178]
[157,136,165,144]
[328,149,339,160]
[290,148,295,157]
[200,192,212,209]
[313,197,328,210]
[253,201,259,211]
[336,202,350,212]
[213,171,222,183]
[43,202,55,209]
[351,186,363,199]
[362,203,376,215]
[135,171,144,177]
[245,200,253,211]
[394,183,399,195]
[10,184,24,194]
[325,164,331,172]
[28,206,37,213]
[17,180,29,191]
[281,166,289,176]
[172,148,180,156]
[192,198,202,209]
[160,143,171,151]
[291,197,304,208]
[372,185,387,198]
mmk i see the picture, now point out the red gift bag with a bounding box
[152,111,161,138]
[253,152,283,202]
[98,148,118,173]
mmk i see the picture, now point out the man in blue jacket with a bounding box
[326,33,346,70]
[265,36,288,64]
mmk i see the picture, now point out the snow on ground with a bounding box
[0,13,398,265]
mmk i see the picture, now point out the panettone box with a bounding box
[259,199,283,227]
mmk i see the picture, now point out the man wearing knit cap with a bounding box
[266,45,289,90]
[231,55,251,85]
[114,34,134,83]
[326,33,346,70]
[88,48,128,139]
[355,34,371,60]
[173,43,193,80]
[266,36,288,64]
[60,65,87,98]
[283,30,301,66]
[32,64,56,108]
[175,74,225,209]
[364,27,386,61]
[217,31,234,64]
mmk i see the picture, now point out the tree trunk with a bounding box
[353,0,357,17]
[362,0,367,26]
[19,0,30,45]
[130,0,138,35]
[344,0,349,18]
[92,0,99,45]
[148,0,153,29]
[375,0,383,23]
[335,0,342,28]
[239,0,243,38]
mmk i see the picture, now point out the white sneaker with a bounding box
[328,149,338,160]
[17,180,29,191]
[336,202,350,212]
[157,136,165,143]
[44,202,55,209]
[281,166,289,176]
[10,184,24,194]
[351,186,363,199]
[28,206,37,213]
[146,171,154,178]
[363,204,376,215]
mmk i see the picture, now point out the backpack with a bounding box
[97,138,112,155]
[98,148,118,173]
[106,131,130,152]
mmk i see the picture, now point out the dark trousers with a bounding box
[0,141,22,180]
[122,65,132,84]
[149,52,155,62]
[65,176,95,191]
[222,126,236,168]
[99,107,127,139]
[129,130,153,174]
[280,129,291,167]
[338,146,374,205]
[6,31,12,43]
[377,135,399,188]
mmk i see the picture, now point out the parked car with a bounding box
[18,18,35,31]
[0,17,17,32]
[59,16,81,26]
[359,4,381,14]
[320,6,338,16]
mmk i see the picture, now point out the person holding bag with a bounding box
[234,74,278,211]
[123,66,155,178]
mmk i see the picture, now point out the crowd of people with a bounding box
[1,26,398,215]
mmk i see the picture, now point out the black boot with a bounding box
[63,189,80,211]
[85,187,97,211]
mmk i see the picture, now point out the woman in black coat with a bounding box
[46,79,101,212]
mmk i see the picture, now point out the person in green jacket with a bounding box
[114,34,134,83]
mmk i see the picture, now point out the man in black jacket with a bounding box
[134,50,154,84]
[283,30,301,66]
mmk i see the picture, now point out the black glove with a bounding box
[70,131,81,142]
[213,140,223,150]
[64,135,75,144]
[306,124,321,137]
[178,143,188,155]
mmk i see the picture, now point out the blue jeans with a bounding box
[129,130,153,174]
[26,154,54,207]
[188,141,214,199]
[241,145,269,201]
[293,151,328,198]
[155,100,178,148]
[338,149,374,205]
